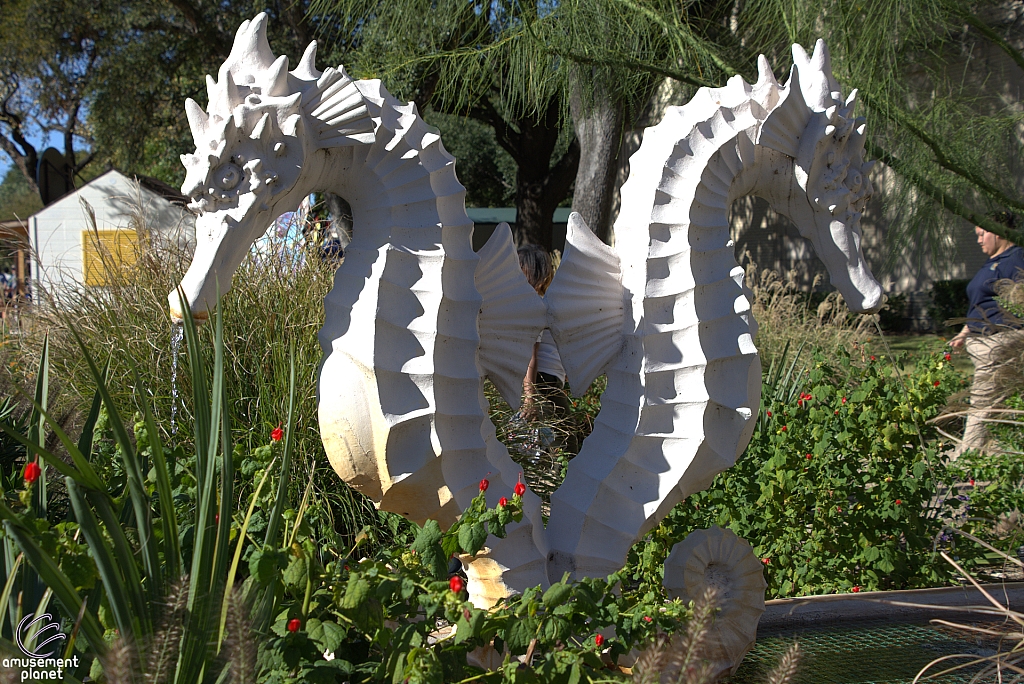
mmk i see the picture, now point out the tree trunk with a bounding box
[569,81,625,244]
[509,103,579,250]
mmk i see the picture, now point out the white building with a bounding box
[28,169,195,295]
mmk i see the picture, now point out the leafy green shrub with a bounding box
[928,279,970,333]
[631,349,974,597]
[253,486,693,683]
[0,325,733,684]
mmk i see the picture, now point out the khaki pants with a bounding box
[963,330,1024,452]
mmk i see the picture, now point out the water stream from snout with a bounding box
[170,322,184,441]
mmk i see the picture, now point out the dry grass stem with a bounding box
[634,585,720,684]
[744,257,875,366]
[144,575,188,684]
[223,586,256,683]
[763,642,801,684]
[101,635,139,684]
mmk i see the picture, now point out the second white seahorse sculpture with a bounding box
[169,14,882,672]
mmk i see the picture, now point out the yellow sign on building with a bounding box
[81,229,139,286]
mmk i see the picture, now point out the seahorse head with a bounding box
[756,40,883,313]
[171,13,316,319]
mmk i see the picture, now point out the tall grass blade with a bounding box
[75,360,109,459]
[251,345,297,633]
[219,457,276,650]
[178,286,210,467]
[29,336,48,519]
[0,553,22,638]
[264,345,296,551]
[66,480,141,642]
[65,325,161,587]
[213,307,234,598]
[131,363,183,580]
[0,514,105,654]
[179,300,226,684]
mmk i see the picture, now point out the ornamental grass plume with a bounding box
[223,586,256,684]
[633,584,801,684]
[743,256,875,368]
[143,576,188,684]
[633,586,719,684]
[764,642,801,684]
[101,635,139,684]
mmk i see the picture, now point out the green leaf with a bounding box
[283,550,309,593]
[411,520,447,580]
[308,618,346,654]
[458,522,488,555]
[249,547,288,584]
[342,576,371,610]
[505,616,538,655]
[541,582,572,609]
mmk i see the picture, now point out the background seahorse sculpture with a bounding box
[170,14,882,670]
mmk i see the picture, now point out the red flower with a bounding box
[797,399,803,407]
[514,477,526,497]
[781,426,787,432]
[933,380,940,387]
[852,586,861,593]
[870,355,876,361]
[842,397,847,404]
[594,634,605,647]
[23,461,40,484]
[944,353,951,361]
[806,453,812,460]
[767,411,772,417]
[970,479,975,486]
[834,410,839,415]
[761,557,770,565]
[498,496,508,507]
[643,616,652,623]
[895,499,901,505]
[836,506,842,512]
[479,478,489,492]
[287,618,301,632]
[271,426,284,442]
[449,576,465,593]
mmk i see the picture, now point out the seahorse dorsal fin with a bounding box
[545,213,624,395]
[474,223,547,409]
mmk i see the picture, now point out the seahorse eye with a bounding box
[214,163,242,191]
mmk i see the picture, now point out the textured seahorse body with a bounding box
[543,97,764,580]
[169,14,548,551]
[171,17,882,602]
[534,50,883,583]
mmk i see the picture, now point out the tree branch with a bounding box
[861,92,1024,213]
[469,99,521,164]
[965,13,1024,75]
[866,140,1024,244]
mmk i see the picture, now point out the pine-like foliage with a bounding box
[310,0,1024,257]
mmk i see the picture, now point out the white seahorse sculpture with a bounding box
[170,14,882,671]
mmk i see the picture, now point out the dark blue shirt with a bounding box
[966,245,1024,333]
